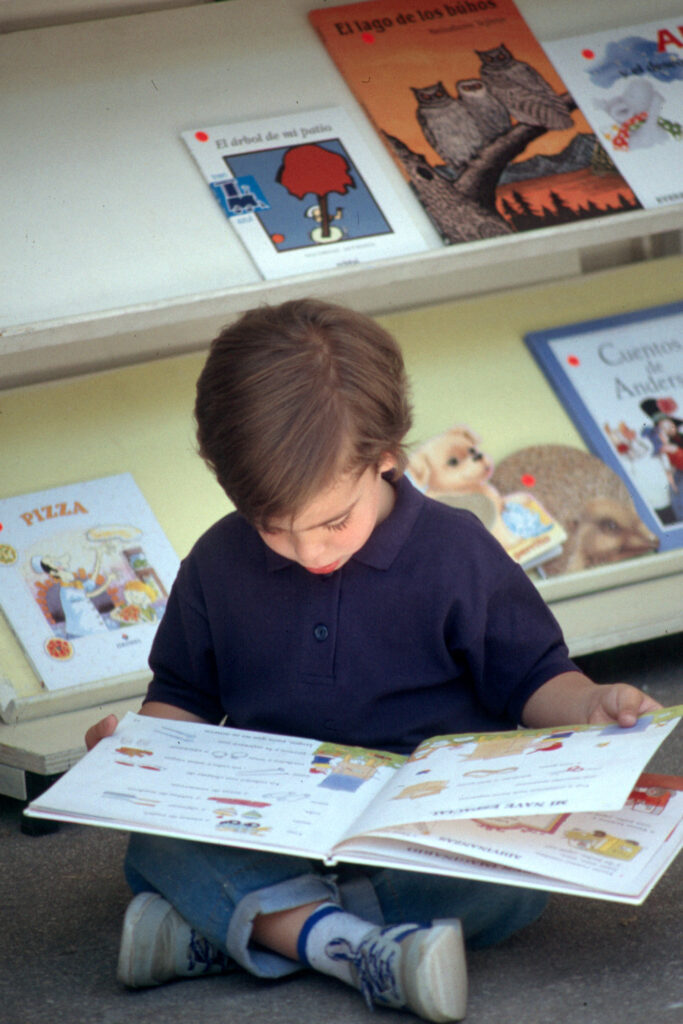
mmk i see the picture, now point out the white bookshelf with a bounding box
[1,0,681,795]
[1,0,682,387]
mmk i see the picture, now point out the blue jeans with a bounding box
[125,834,548,978]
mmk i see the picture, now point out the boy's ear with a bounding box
[378,452,398,475]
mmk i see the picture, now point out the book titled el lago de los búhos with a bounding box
[181,106,432,279]
[525,300,683,552]
[26,707,683,905]
[308,0,640,245]
[0,474,179,691]
[543,17,683,210]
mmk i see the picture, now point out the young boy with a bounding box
[87,299,659,1023]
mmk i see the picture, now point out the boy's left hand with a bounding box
[584,682,661,728]
[522,671,662,729]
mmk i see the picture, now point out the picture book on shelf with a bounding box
[0,474,179,692]
[181,106,432,278]
[406,425,567,571]
[308,0,640,245]
[543,17,683,210]
[26,707,683,905]
[525,301,683,552]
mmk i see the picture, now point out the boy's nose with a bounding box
[293,534,328,566]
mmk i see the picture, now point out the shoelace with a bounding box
[188,930,231,974]
[326,931,413,1009]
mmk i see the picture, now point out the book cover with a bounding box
[308,0,640,244]
[406,424,567,570]
[181,106,432,278]
[26,708,683,904]
[543,18,683,209]
[0,475,180,691]
[525,301,683,552]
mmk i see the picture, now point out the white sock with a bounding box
[297,903,374,987]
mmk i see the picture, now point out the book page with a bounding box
[345,773,683,903]
[342,707,682,841]
[26,713,404,858]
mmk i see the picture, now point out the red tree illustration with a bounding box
[276,144,355,238]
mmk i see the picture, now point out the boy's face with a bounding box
[257,456,395,574]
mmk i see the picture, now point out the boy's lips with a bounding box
[305,560,341,575]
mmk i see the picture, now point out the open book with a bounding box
[26,708,682,905]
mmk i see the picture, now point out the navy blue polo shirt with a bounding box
[146,475,577,754]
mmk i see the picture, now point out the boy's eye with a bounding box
[327,514,351,532]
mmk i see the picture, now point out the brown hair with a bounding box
[195,298,412,524]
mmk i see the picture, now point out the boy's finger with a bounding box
[614,685,660,727]
[85,713,118,750]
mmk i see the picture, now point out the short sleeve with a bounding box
[145,558,226,724]
[445,536,577,725]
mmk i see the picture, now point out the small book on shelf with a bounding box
[26,707,683,905]
[525,300,683,552]
[542,17,683,210]
[308,0,640,245]
[0,474,179,700]
[181,105,433,279]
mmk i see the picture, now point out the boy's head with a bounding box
[195,299,412,525]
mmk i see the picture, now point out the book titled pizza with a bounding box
[0,474,179,691]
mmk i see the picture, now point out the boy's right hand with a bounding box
[84,702,209,750]
[85,713,118,751]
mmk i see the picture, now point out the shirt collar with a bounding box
[353,473,423,569]
[261,474,424,573]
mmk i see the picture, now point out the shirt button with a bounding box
[313,623,329,642]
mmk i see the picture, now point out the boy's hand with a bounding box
[84,702,209,750]
[584,683,661,728]
[85,713,118,751]
[522,671,662,729]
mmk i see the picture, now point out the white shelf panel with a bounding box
[2,0,682,386]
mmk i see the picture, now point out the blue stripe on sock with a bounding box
[296,904,344,968]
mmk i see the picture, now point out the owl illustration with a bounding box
[455,78,512,143]
[477,44,573,131]
[412,81,487,178]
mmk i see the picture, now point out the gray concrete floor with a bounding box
[2,633,681,1024]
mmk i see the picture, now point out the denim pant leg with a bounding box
[124,833,341,978]
[359,866,548,950]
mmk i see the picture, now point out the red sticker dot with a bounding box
[361,32,375,43]
[271,233,285,244]
[581,49,595,60]
[567,355,580,367]
[521,474,536,488]
[195,131,210,142]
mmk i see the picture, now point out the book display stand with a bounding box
[1,0,682,799]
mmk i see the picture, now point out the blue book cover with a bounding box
[525,300,683,551]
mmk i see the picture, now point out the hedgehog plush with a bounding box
[491,445,658,576]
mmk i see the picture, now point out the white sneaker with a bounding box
[328,918,467,1022]
[117,892,234,989]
